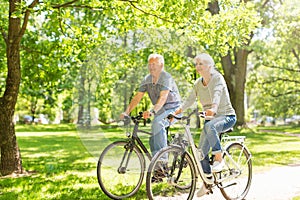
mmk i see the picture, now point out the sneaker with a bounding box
[211,160,225,172]
[151,176,163,183]
[151,164,168,183]
[196,183,210,197]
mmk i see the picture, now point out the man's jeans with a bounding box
[199,115,236,174]
[149,107,179,158]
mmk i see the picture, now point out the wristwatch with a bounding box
[150,109,156,115]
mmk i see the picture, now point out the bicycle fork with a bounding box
[117,142,135,174]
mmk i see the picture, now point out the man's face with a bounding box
[148,58,163,77]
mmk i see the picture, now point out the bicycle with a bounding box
[146,109,252,200]
[97,111,176,199]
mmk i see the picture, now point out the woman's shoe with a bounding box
[196,183,210,197]
[211,160,225,172]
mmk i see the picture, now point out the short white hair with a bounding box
[194,53,215,67]
[148,53,164,65]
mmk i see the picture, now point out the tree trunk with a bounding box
[0,0,23,175]
[234,49,248,126]
[221,49,249,126]
[77,68,85,125]
[207,0,247,126]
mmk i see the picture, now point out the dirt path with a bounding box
[196,164,300,200]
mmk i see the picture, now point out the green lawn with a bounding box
[0,124,299,199]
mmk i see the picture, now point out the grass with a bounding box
[0,124,299,199]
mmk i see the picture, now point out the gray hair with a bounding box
[148,53,164,66]
[194,53,216,73]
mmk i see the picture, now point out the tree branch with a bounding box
[262,0,270,8]
[0,26,8,45]
[270,90,300,97]
[52,0,109,11]
[17,0,39,44]
[291,48,300,67]
[264,65,300,73]
[262,78,300,84]
[52,0,79,9]
[127,1,174,23]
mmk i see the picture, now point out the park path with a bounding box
[196,164,300,200]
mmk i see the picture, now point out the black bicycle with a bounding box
[97,112,177,199]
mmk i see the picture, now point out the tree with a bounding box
[0,0,260,175]
[0,0,39,175]
[204,0,261,126]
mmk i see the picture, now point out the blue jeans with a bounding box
[149,107,179,158]
[199,115,236,174]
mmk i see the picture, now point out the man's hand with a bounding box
[120,112,128,120]
[143,111,152,119]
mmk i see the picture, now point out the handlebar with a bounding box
[122,112,145,125]
[167,110,214,121]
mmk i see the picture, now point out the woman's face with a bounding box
[194,58,210,74]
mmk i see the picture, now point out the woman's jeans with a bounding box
[199,115,236,174]
[149,107,179,159]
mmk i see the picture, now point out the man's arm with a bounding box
[124,91,145,115]
[153,90,169,113]
[143,90,169,119]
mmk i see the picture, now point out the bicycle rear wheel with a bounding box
[146,145,197,200]
[97,141,145,199]
[219,142,252,200]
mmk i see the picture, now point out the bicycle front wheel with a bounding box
[97,141,145,199]
[146,145,197,200]
[219,142,252,200]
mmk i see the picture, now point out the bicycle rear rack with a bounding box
[221,134,246,144]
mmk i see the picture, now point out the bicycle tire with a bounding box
[219,142,252,200]
[97,141,145,199]
[146,145,197,200]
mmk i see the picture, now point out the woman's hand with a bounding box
[169,108,182,122]
[205,109,215,116]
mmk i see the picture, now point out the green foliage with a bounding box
[2,0,260,123]
[247,1,300,118]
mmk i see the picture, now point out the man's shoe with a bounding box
[212,160,225,172]
[151,164,168,183]
[196,183,210,197]
[151,176,163,183]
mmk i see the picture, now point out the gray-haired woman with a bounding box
[174,53,236,197]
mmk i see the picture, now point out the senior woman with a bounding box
[174,53,236,197]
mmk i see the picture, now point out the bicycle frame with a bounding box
[131,122,152,161]
[119,116,153,171]
[181,117,215,184]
